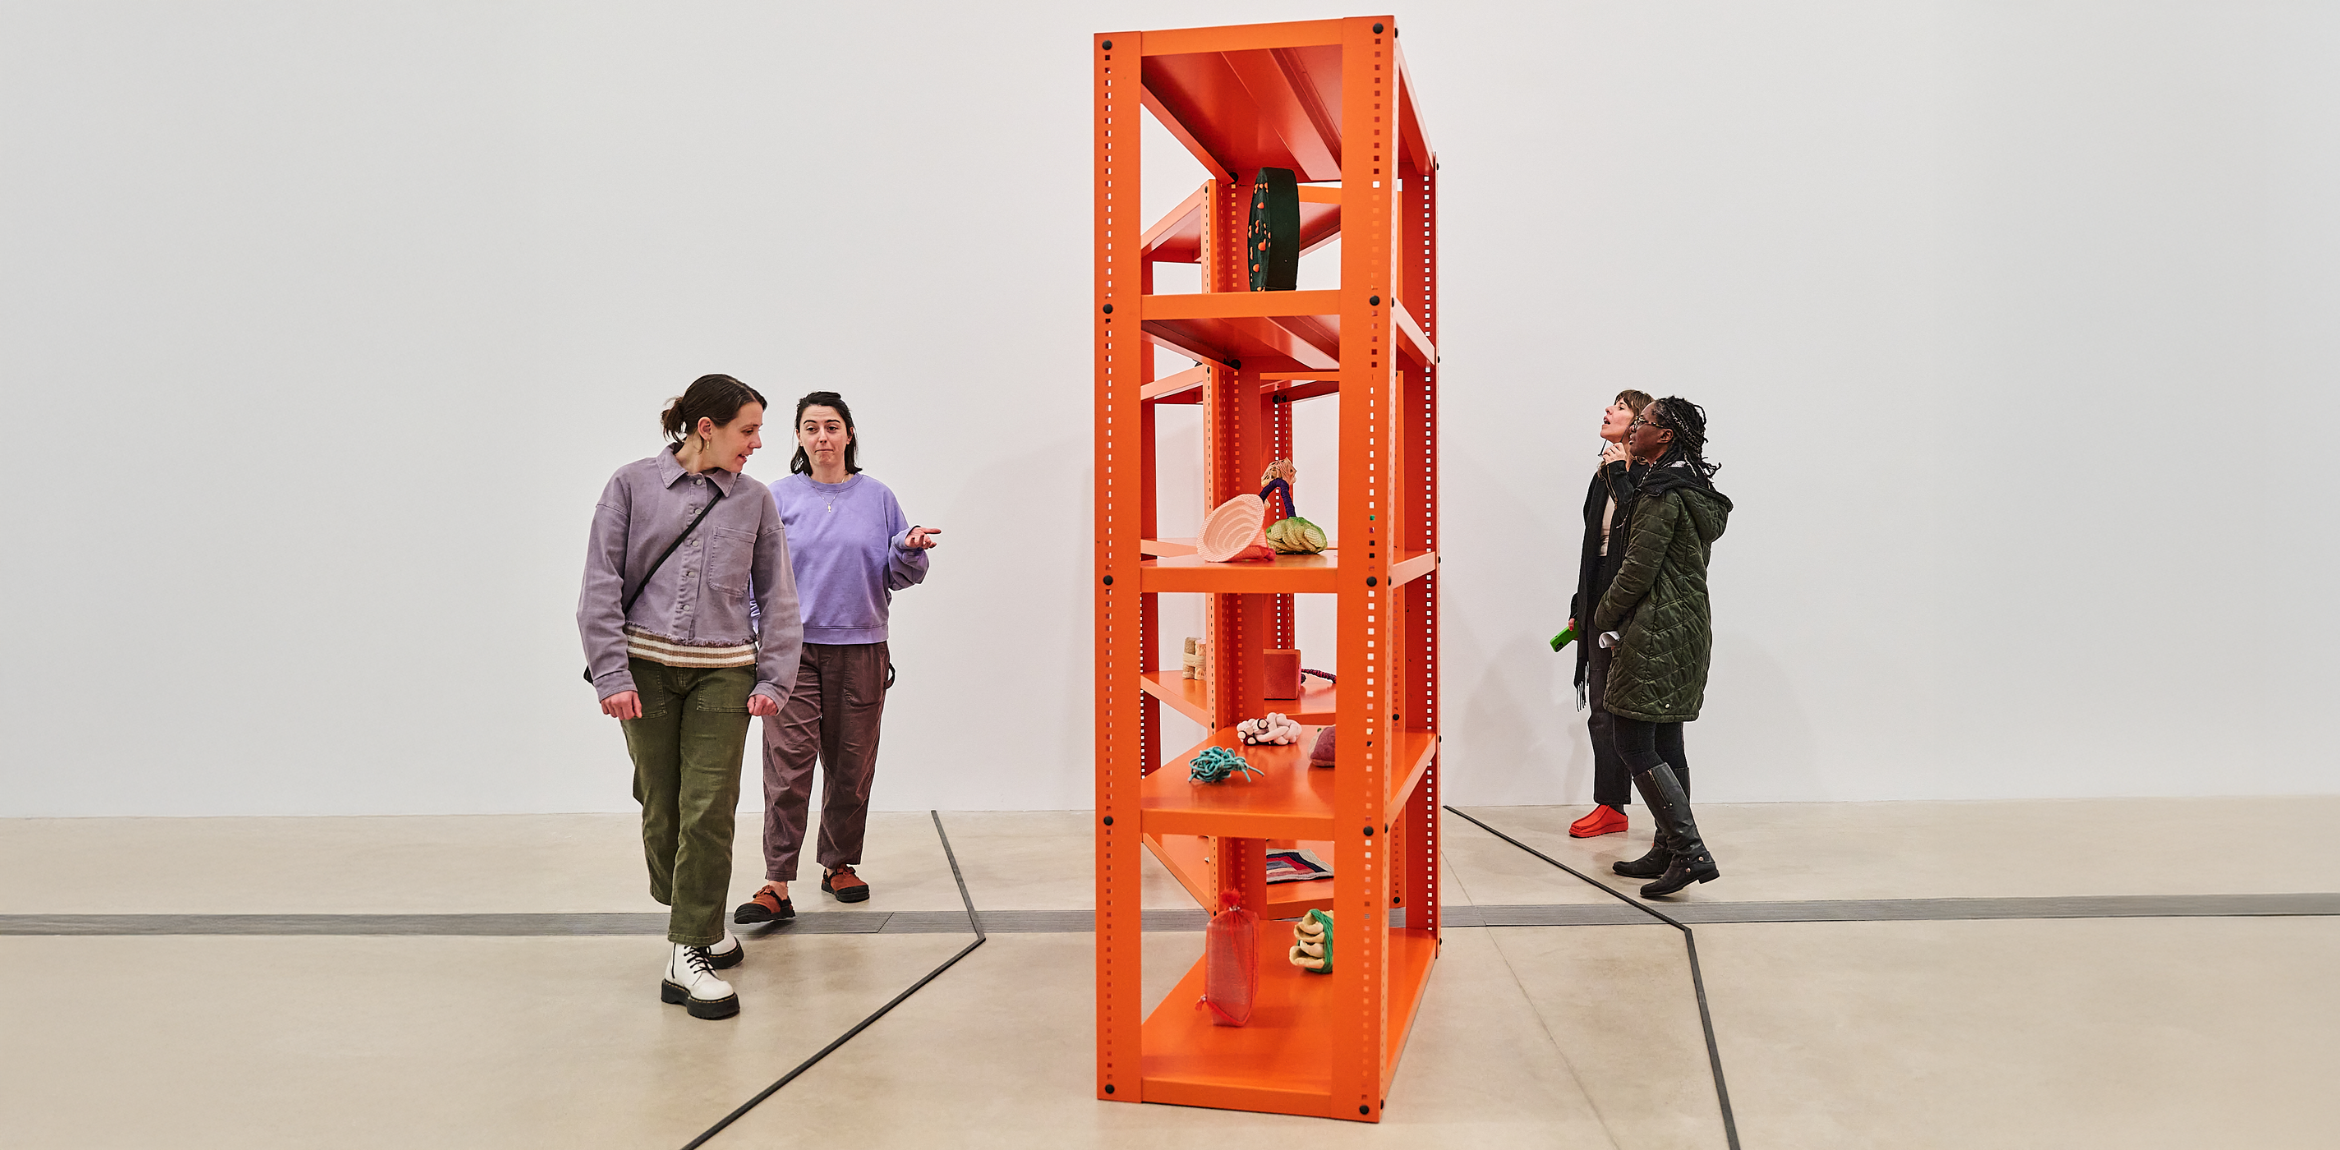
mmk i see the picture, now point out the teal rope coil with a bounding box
[1188,746,1262,784]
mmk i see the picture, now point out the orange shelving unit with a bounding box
[1092,16,1440,1122]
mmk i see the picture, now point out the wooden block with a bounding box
[1262,649,1301,700]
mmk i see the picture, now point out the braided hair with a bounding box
[1642,396,1719,484]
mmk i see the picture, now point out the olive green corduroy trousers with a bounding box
[620,657,753,947]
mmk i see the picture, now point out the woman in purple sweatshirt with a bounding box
[578,374,802,1021]
[734,391,934,923]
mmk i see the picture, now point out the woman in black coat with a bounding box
[1566,389,1651,838]
[1596,397,1732,898]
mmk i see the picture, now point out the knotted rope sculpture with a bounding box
[1188,746,1262,784]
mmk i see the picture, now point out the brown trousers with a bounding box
[758,641,888,881]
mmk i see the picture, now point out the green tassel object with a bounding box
[1288,908,1334,974]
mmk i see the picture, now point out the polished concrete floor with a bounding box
[4,797,2336,1148]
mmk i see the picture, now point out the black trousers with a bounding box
[1608,714,1692,800]
[1585,643,1630,807]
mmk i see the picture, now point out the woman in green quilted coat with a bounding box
[1593,397,1733,898]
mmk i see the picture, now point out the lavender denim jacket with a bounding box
[577,447,802,705]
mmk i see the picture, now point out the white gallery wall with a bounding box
[2,1,2333,817]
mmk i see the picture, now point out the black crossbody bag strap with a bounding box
[583,485,728,683]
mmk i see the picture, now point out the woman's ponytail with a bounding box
[660,374,768,443]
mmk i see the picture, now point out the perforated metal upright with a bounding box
[1093,16,1441,1122]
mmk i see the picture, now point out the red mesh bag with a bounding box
[1198,892,1258,1027]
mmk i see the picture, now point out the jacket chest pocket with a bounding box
[705,527,756,594]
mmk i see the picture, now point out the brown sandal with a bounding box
[732,887,794,924]
[821,867,871,904]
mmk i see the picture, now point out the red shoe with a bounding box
[1568,804,1628,838]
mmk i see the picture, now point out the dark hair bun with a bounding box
[661,374,768,443]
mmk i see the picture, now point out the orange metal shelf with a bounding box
[1136,671,1335,727]
[1140,726,1435,839]
[1096,15,1439,1122]
[1144,184,1341,265]
[1139,19,1349,59]
[1140,291,1432,374]
[1139,29,1347,183]
[1138,548,1433,594]
[1135,19,1436,182]
[1140,367,1210,404]
[1140,550,1339,594]
[1138,927,1439,1115]
[1141,290,1341,372]
[1136,671,1210,725]
[1143,373,1339,406]
[1143,832,1338,917]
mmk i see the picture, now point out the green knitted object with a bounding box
[1188,746,1261,784]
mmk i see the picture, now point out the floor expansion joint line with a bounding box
[679,811,987,1150]
[6,895,2333,937]
[1445,804,1743,1150]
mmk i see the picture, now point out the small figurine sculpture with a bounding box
[1237,713,1304,746]
[1259,458,1298,517]
[1257,459,1326,554]
[1288,908,1333,974]
[1181,636,1205,680]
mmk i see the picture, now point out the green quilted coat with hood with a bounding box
[1593,466,1733,723]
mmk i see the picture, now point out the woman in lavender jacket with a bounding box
[578,374,802,1021]
[734,391,935,923]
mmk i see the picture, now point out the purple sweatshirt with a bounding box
[764,472,929,645]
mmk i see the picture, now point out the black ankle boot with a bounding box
[1630,762,1719,898]
[1614,763,1688,877]
[1612,827,1672,878]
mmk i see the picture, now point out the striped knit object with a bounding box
[624,626,755,669]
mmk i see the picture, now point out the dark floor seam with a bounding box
[1446,805,1742,1150]
[680,811,987,1150]
[6,895,2333,937]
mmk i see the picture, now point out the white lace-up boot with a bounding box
[704,926,743,970]
[660,943,739,1019]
